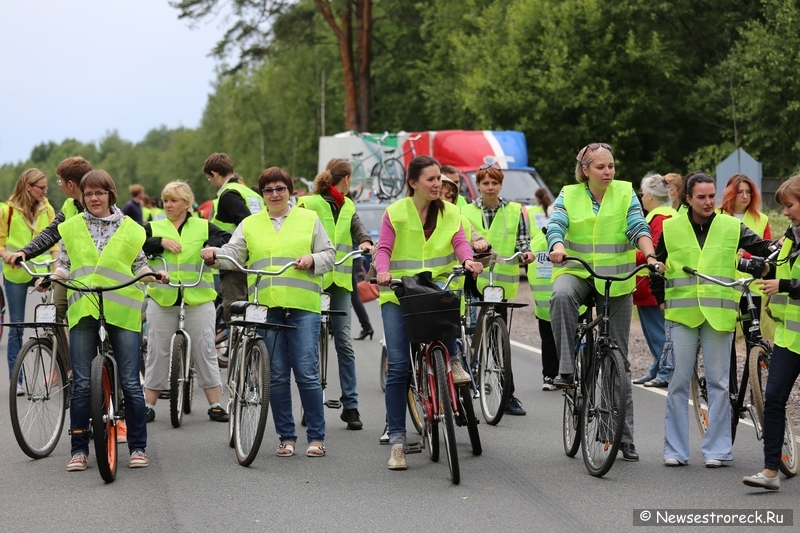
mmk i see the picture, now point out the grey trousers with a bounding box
[550,273,635,442]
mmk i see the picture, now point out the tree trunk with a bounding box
[314,0,359,131]
[356,0,372,132]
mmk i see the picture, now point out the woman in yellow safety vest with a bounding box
[0,168,57,395]
[652,172,773,468]
[718,173,771,360]
[142,181,233,424]
[548,143,661,462]
[297,158,374,431]
[45,170,169,472]
[664,173,685,212]
[375,155,483,471]
[745,173,800,490]
[201,167,335,458]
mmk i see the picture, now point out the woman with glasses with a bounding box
[461,163,534,415]
[202,167,335,458]
[0,169,57,396]
[548,143,661,462]
[43,170,169,472]
[296,158,374,430]
[718,174,771,357]
[141,181,232,424]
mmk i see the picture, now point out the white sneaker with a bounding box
[743,471,780,490]
[388,444,407,470]
[451,360,471,384]
[16,385,25,396]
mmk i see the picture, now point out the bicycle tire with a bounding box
[319,321,329,390]
[234,338,270,466]
[433,347,460,484]
[0,285,5,343]
[184,359,195,415]
[478,315,512,425]
[90,356,117,483]
[227,328,242,448]
[169,333,187,428]
[458,385,482,456]
[580,345,627,477]
[690,344,709,437]
[407,380,425,435]
[563,332,585,457]
[9,337,68,459]
[374,158,406,200]
[748,346,799,476]
[420,352,439,462]
[380,343,387,393]
[729,350,740,445]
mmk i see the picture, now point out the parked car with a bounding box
[356,201,393,271]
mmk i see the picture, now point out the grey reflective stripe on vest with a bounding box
[251,257,296,271]
[594,263,637,276]
[6,245,18,253]
[426,253,456,268]
[665,298,738,310]
[534,299,551,309]
[480,271,518,284]
[390,259,423,270]
[335,243,351,253]
[336,265,353,275]
[564,240,633,254]
[68,289,142,308]
[70,265,132,284]
[786,320,800,334]
[771,295,788,305]
[254,277,320,293]
[531,283,553,292]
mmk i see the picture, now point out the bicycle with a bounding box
[560,255,657,477]
[8,259,71,459]
[216,254,296,467]
[377,267,467,484]
[35,268,160,482]
[0,281,6,343]
[685,258,798,476]
[350,132,422,200]
[149,256,211,427]
[301,249,363,426]
[470,251,528,425]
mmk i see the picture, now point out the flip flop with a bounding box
[306,443,326,457]
[276,443,295,457]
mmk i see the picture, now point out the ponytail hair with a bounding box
[312,158,352,195]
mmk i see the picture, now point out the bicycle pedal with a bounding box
[68,428,90,436]
[324,400,342,409]
[404,442,423,454]
[158,390,171,400]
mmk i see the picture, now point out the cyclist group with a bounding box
[3,144,800,491]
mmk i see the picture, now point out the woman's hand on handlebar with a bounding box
[358,241,374,254]
[519,251,534,265]
[549,244,567,264]
[154,270,170,284]
[4,251,25,266]
[200,247,217,266]
[464,260,483,277]
[376,272,392,286]
[295,254,314,270]
[472,237,489,253]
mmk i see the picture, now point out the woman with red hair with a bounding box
[718,173,771,356]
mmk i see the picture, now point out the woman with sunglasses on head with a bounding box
[0,169,57,396]
[651,172,774,468]
[718,174,771,361]
[548,143,661,462]
[296,158,374,431]
[461,163,534,416]
[202,167,335,458]
[375,155,483,470]
[43,170,169,472]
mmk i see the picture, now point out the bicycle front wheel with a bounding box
[184,359,195,415]
[226,328,242,448]
[90,356,117,483]
[380,343,387,393]
[407,377,425,435]
[169,333,187,427]
[563,337,584,457]
[234,338,270,466]
[373,158,405,200]
[478,315,512,425]
[580,346,627,477]
[319,322,329,390]
[9,338,68,459]
[433,347,460,484]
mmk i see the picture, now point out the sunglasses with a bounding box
[577,143,612,165]
[479,163,501,171]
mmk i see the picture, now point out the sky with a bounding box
[0,0,226,165]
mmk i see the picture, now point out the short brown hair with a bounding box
[129,184,144,197]
[258,167,293,195]
[775,174,800,207]
[203,153,234,176]
[56,157,92,185]
[80,170,118,206]
[476,165,504,185]
[440,164,459,175]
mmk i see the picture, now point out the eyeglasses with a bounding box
[479,163,501,171]
[82,191,109,199]
[737,189,752,196]
[31,184,48,193]
[262,186,289,195]
[577,143,612,165]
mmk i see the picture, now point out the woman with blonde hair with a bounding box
[664,173,684,211]
[141,181,232,424]
[0,168,57,395]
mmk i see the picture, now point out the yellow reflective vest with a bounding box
[297,194,355,291]
[553,181,636,297]
[241,208,322,313]
[211,181,264,231]
[662,213,740,331]
[379,198,461,306]
[2,202,54,283]
[764,238,800,352]
[147,217,217,306]
[59,215,146,331]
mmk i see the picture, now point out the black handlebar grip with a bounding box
[14,256,23,265]
[154,273,163,280]
[682,266,697,275]
[369,277,378,284]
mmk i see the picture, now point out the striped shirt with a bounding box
[546,184,650,251]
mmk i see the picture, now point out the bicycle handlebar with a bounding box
[563,255,658,282]
[148,255,207,288]
[14,258,57,278]
[215,254,296,276]
[681,245,781,288]
[39,271,161,293]
[369,266,467,292]
[334,249,363,267]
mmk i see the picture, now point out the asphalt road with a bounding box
[1,293,798,533]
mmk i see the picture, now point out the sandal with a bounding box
[276,442,295,457]
[306,443,326,457]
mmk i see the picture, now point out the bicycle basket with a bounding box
[398,290,461,343]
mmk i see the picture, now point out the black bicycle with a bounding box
[560,255,658,477]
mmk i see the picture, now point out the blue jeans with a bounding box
[327,285,358,409]
[762,345,800,471]
[261,308,325,443]
[69,317,147,455]
[663,320,733,463]
[6,278,35,381]
[382,302,457,446]
[636,305,669,381]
